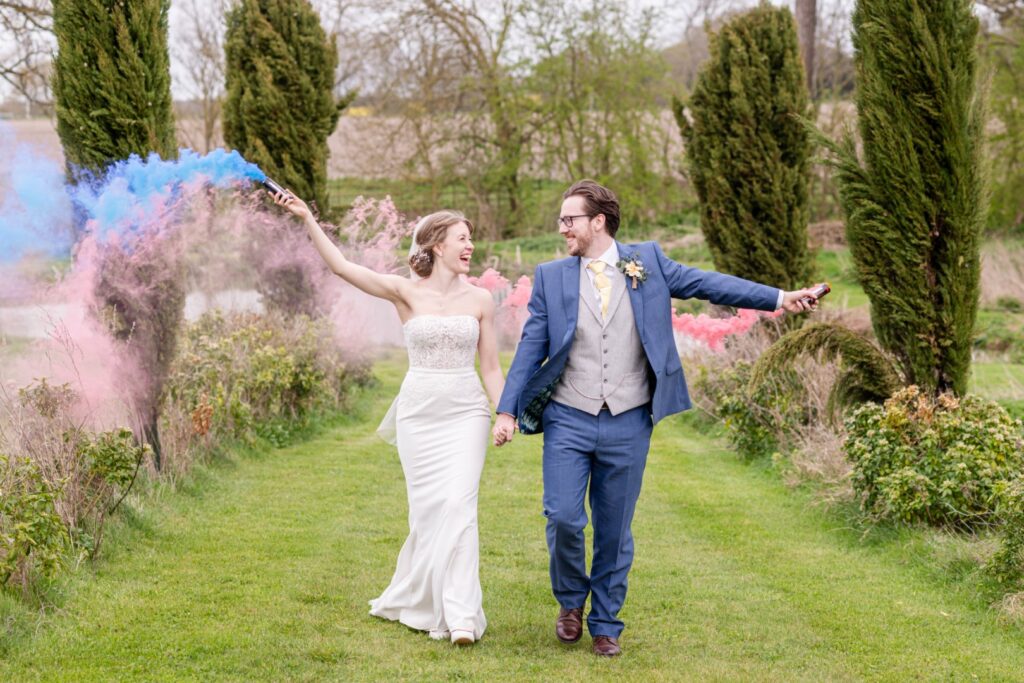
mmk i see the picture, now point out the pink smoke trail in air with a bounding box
[672,308,784,352]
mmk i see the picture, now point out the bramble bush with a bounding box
[164,311,370,452]
[688,320,845,465]
[845,386,1024,528]
[0,454,69,592]
[0,380,146,592]
[692,360,806,461]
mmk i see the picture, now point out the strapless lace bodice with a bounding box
[404,315,479,369]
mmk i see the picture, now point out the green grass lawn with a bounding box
[4,355,1024,681]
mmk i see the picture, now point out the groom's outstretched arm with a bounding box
[497,265,551,417]
[651,242,783,311]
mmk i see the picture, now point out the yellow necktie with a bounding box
[588,260,611,319]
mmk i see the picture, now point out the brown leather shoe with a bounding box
[592,635,621,657]
[555,607,583,643]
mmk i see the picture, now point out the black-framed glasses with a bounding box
[558,214,593,229]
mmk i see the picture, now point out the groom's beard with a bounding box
[565,230,591,257]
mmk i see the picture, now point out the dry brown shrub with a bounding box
[786,422,853,503]
[1,380,90,534]
[996,592,1024,625]
[685,309,862,502]
[808,220,846,250]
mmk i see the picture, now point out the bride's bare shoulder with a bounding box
[464,282,493,316]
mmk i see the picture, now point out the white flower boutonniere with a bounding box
[616,255,648,290]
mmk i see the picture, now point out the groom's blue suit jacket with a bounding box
[496,240,782,434]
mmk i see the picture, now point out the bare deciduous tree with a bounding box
[173,0,228,152]
[0,0,54,111]
[795,0,817,95]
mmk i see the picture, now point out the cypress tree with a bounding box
[52,0,177,177]
[825,0,985,396]
[52,0,181,470]
[224,0,346,214]
[676,4,813,292]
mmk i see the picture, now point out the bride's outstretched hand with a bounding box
[272,190,313,222]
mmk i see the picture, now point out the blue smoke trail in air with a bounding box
[0,135,267,263]
[70,148,266,243]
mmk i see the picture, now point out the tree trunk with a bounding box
[143,407,162,472]
[795,0,817,96]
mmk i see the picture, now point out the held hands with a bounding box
[492,413,517,447]
[271,190,314,222]
[781,286,823,314]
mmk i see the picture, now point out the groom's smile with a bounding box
[559,195,600,257]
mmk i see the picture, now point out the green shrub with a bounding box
[76,428,146,492]
[693,360,807,461]
[987,475,1024,590]
[845,386,1024,527]
[973,315,1024,361]
[165,311,369,447]
[0,454,69,590]
[996,296,1022,312]
[1001,400,1024,422]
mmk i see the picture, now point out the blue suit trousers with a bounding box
[541,399,653,638]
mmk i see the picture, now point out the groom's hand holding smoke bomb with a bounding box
[781,283,829,314]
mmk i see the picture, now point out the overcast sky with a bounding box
[2,0,859,103]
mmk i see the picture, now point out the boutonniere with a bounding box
[616,255,648,289]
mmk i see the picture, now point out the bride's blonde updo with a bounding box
[409,210,474,278]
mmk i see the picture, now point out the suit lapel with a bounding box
[603,267,627,326]
[617,241,645,335]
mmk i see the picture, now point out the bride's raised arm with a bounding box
[272,190,409,303]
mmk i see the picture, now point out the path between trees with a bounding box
[2,357,1023,681]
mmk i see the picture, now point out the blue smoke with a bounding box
[71,148,266,241]
[1,139,267,263]
[0,136,75,262]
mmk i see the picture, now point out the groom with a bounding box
[493,180,817,657]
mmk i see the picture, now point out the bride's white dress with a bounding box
[369,314,490,639]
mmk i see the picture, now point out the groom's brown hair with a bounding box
[563,179,620,237]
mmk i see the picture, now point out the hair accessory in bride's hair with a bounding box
[409,249,433,273]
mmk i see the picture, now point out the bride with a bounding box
[274,191,505,645]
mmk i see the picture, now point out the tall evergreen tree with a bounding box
[52,0,181,470]
[52,0,177,177]
[223,0,346,213]
[825,0,985,396]
[675,4,813,293]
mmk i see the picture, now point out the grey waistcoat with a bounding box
[550,262,652,415]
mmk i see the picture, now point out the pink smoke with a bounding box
[467,268,510,294]
[1,135,407,430]
[672,308,784,352]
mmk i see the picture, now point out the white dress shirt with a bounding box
[581,242,620,306]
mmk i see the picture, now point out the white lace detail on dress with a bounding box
[404,315,479,369]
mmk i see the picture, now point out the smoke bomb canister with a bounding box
[261,177,290,197]
[800,282,831,305]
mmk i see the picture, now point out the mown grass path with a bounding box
[3,356,1024,681]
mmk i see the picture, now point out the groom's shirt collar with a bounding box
[581,242,619,272]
